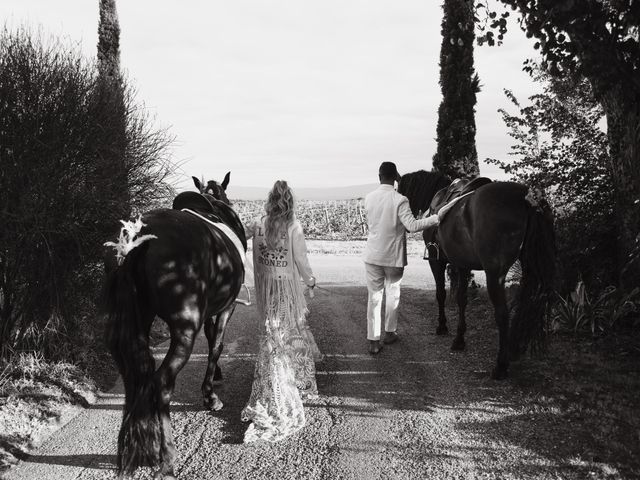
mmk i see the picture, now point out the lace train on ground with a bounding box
[241,275,319,442]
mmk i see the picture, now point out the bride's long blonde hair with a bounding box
[264,180,295,248]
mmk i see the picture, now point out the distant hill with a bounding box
[227,184,378,201]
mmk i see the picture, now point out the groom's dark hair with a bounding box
[379,162,401,181]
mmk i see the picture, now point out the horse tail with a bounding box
[510,200,556,356]
[103,245,160,475]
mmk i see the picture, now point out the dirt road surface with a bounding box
[5,255,632,479]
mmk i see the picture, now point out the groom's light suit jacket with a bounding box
[364,184,439,268]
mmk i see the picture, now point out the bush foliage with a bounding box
[0,28,174,360]
[491,0,640,290]
[488,67,616,294]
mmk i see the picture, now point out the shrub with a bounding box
[487,66,616,294]
[0,28,174,359]
[553,283,640,336]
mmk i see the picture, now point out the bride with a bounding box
[241,180,320,442]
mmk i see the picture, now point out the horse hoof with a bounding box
[205,396,224,411]
[212,398,224,411]
[436,325,449,335]
[450,339,465,351]
[491,367,509,380]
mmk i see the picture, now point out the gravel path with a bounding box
[4,255,631,480]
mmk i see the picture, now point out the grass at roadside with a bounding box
[429,287,640,478]
[513,334,640,477]
[0,354,97,471]
[0,316,169,473]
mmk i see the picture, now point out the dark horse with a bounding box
[103,172,245,479]
[398,170,555,380]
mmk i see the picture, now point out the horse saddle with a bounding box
[172,191,246,264]
[430,176,492,215]
[423,176,492,261]
[171,191,250,306]
[172,191,217,214]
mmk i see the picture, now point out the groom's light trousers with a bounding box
[365,262,404,341]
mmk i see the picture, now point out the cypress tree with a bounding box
[433,0,480,180]
[97,0,130,218]
[97,0,120,84]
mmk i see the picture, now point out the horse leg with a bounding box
[430,259,448,335]
[451,269,471,351]
[486,272,509,380]
[201,306,235,411]
[153,325,197,480]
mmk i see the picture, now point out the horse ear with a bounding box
[221,172,230,190]
[192,176,202,192]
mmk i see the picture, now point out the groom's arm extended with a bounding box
[398,197,439,233]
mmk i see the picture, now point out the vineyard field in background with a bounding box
[233,199,369,240]
[234,199,425,241]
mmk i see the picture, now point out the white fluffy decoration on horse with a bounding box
[104,216,157,266]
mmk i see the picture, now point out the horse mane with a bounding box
[398,170,451,216]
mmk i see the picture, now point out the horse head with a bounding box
[398,170,451,216]
[192,172,231,205]
[174,172,246,250]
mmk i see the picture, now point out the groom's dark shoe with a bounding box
[383,331,399,345]
[368,340,382,355]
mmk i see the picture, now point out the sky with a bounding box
[2,1,541,190]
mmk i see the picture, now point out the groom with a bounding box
[363,162,441,354]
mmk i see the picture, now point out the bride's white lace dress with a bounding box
[241,217,320,443]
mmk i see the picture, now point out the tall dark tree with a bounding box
[433,0,481,180]
[97,0,121,84]
[491,0,640,288]
[97,0,130,218]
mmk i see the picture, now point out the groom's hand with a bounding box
[438,196,462,221]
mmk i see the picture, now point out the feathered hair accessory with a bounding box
[104,215,157,265]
